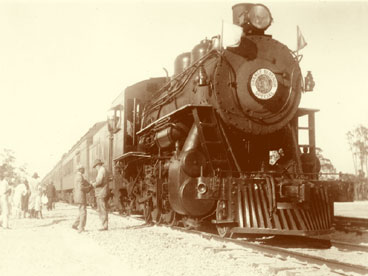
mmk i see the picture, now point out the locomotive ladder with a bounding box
[192,107,233,176]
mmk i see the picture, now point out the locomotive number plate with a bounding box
[250,68,278,100]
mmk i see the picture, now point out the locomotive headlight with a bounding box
[248,4,272,30]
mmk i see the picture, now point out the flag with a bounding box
[221,21,243,48]
[297,25,307,51]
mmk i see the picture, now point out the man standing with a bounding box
[13,179,27,218]
[72,165,91,233]
[0,173,11,229]
[28,172,40,218]
[46,181,56,211]
[21,179,30,218]
[92,159,109,231]
[300,146,321,177]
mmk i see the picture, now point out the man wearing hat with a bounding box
[72,165,92,233]
[91,159,109,231]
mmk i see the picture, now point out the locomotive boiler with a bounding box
[44,3,353,237]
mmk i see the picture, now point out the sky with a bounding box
[0,0,368,177]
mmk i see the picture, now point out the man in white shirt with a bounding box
[13,179,27,218]
[28,172,40,218]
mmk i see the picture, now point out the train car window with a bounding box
[125,99,134,147]
[108,107,122,133]
[125,98,142,148]
[136,103,141,129]
[115,109,121,131]
[103,139,108,161]
[90,144,99,166]
[126,99,133,122]
[63,159,73,176]
[98,143,102,159]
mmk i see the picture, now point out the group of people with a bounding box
[1,158,109,232]
[72,158,109,233]
[0,172,57,229]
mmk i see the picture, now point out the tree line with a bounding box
[0,148,29,184]
[347,125,368,178]
[344,125,368,201]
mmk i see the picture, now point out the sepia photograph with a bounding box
[1,0,368,275]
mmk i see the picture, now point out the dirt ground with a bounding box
[2,202,367,276]
[0,205,142,276]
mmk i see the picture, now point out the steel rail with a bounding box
[334,216,368,228]
[107,208,368,274]
[171,227,368,275]
[331,240,368,252]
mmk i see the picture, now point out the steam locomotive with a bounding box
[43,3,353,237]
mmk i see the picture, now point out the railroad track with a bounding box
[333,216,368,235]
[330,239,368,252]
[170,227,368,275]
[334,216,368,229]
[108,209,368,274]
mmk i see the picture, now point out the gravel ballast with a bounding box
[1,203,364,276]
